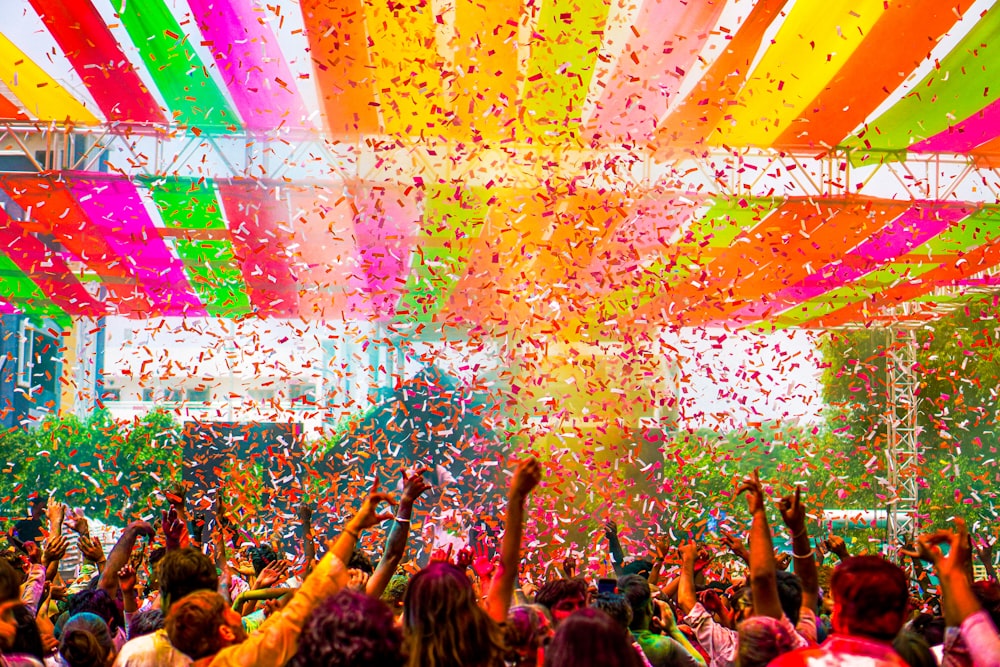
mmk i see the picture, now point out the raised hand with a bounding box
[64,508,89,537]
[510,458,542,500]
[471,542,496,581]
[45,497,65,531]
[401,468,431,504]
[775,551,791,571]
[736,469,766,515]
[903,518,972,578]
[164,482,187,508]
[347,569,370,591]
[43,534,68,564]
[455,546,474,569]
[79,535,105,563]
[824,535,849,560]
[720,530,750,563]
[562,555,577,578]
[678,541,699,566]
[255,560,291,589]
[118,564,137,594]
[161,506,188,550]
[777,487,806,530]
[351,478,397,531]
[604,519,619,538]
[430,543,454,564]
[297,501,313,524]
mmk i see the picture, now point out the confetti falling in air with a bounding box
[0,0,999,560]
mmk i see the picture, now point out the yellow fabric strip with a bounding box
[0,33,100,125]
[710,0,886,148]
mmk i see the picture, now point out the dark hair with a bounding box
[60,614,114,667]
[60,629,107,667]
[972,580,1000,629]
[617,574,652,629]
[288,589,403,667]
[909,612,944,647]
[0,557,20,602]
[9,604,45,659]
[831,556,908,641]
[893,630,936,667]
[621,560,654,578]
[503,605,552,667]
[127,608,165,639]
[67,589,123,633]
[534,578,588,612]
[158,547,219,611]
[248,545,277,576]
[775,571,803,625]
[0,551,27,586]
[543,609,643,667]
[165,591,229,660]
[590,593,632,630]
[346,550,374,576]
[403,562,505,667]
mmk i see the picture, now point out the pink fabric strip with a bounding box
[586,0,727,140]
[728,203,969,321]
[188,0,311,132]
[66,173,206,316]
[218,181,300,317]
[351,183,419,320]
[910,98,1000,153]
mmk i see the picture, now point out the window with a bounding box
[187,387,211,403]
[248,388,276,402]
[289,383,316,405]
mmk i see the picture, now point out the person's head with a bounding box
[29,495,46,518]
[503,605,553,667]
[775,571,803,625]
[158,547,219,613]
[534,578,588,626]
[248,545,277,577]
[543,608,643,667]
[620,560,654,579]
[67,589,122,633]
[0,550,28,586]
[166,590,246,661]
[381,574,409,616]
[0,557,20,603]
[346,550,374,576]
[972,580,1000,629]
[60,613,115,667]
[617,574,653,631]
[402,562,504,667]
[590,593,632,630]
[892,630,936,667]
[729,586,754,624]
[830,556,908,641]
[288,589,403,667]
[736,616,799,667]
[8,603,44,659]
[127,608,164,639]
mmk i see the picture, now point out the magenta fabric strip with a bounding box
[911,98,1000,153]
[0,208,104,317]
[66,173,206,316]
[350,184,419,320]
[188,0,311,132]
[728,202,969,321]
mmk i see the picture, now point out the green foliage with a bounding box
[819,297,1000,534]
[0,409,182,526]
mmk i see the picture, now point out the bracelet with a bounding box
[394,516,411,524]
[344,527,360,539]
[792,550,815,559]
[791,527,808,540]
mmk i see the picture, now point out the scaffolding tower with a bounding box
[883,326,922,547]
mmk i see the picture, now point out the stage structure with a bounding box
[3,0,1000,544]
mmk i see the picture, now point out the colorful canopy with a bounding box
[0,0,999,335]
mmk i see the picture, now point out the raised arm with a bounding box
[778,487,818,613]
[486,457,541,623]
[676,541,698,615]
[98,520,154,593]
[297,502,315,577]
[604,519,626,577]
[367,469,430,598]
[738,469,782,620]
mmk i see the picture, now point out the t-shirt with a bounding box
[631,629,702,667]
[12,518,43,545]
[769,635,908,667]
[112,628,192,667]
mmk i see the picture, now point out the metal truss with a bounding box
[3,123,1000,205]
[882,324,921,548]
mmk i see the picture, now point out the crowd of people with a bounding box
[2,460,998,667]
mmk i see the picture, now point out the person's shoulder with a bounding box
[767,645,825,667]
[113,630,171,665]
